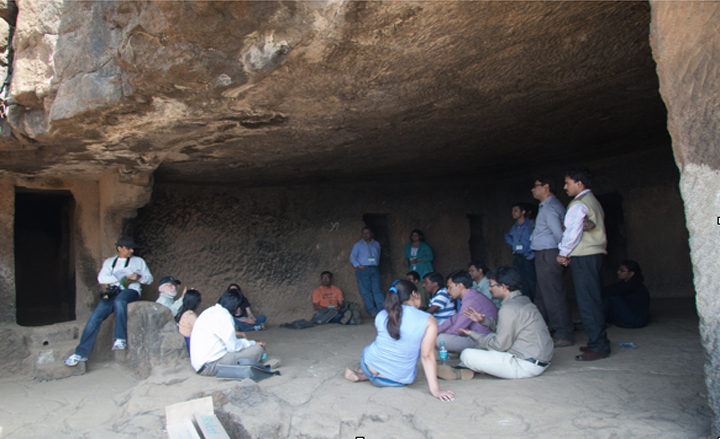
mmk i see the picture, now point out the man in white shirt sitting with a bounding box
[65,237,153,366]
[191,289,278,376]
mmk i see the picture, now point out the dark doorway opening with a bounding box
[597,191,627,284]
[362,213,394,289]
[14,190,76,326]
[467,214,486,264]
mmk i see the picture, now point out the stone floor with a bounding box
[0,299,710,439]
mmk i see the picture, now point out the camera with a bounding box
[101,285,122,300]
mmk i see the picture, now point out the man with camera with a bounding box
[65,237,153,366]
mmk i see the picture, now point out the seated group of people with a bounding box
[63,237,276,376]
[345,259,651,401]
[345,266,553,401]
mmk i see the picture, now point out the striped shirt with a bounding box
[429,288,456,324]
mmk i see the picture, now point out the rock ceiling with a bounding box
[0,1,668,186]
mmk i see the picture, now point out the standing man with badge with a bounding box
[350,227,384,317]
[65,237,153,366]
[504,203,537,301]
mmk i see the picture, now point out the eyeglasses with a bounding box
[532,183,544,188]
[489,283,500,288]
[617,269,629,273]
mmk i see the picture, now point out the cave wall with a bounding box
[650,1,720,434]
[131,143,691,323]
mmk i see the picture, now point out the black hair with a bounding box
[321,271,333,278]
[565,166,593,189]
[227,283,242,292]
[409,229,425,241]
[385,279,417,340]
[511,202,536,220]
[447,270,473,289]
[218,289,243,313]
[422,271,444,289]
[362,226,373,233]
[620,260,644,282]
[486,266,522,292]
[406,271,420,282]
[468,261,489,275]
[175,289,201,323]
[536,174,557,195]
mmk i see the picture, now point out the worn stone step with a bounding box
[35,358,86,381]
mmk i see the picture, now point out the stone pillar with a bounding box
[650,2,720,434]
[0,176,15,323]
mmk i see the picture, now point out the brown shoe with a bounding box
[553,338,574,348]
[579,346,589,352]
[575,350,609,361]
[437,364,474,380]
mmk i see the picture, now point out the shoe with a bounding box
[112,339,127,350]
[575,350,609,361]
[553,338,575,348]
[64,354,87,367]
[437,364,474,380]
[253,323,265,331]
[579,345,589,352]
[340,311,352,325]
[263,357,281,369]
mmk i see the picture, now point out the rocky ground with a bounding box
[0,299,710,439]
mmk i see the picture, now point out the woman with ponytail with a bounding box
[344,280,455,401]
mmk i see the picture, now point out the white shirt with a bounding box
[97,256,153,295]
[558,189,591,257]
[190,304,257,371]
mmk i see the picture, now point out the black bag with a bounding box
[280,319,315,330]
[101,285,122,300]
[311,307,338,325]
[216,357,281,381]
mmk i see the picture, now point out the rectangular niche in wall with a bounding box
[14,189,77,326]
[362,213,394,289]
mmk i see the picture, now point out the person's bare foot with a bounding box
[344,367,367,382]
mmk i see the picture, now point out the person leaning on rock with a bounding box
[65,237,153,366]
[350,227,384,317]
[155,276,185,317]
[448,266,553,380]
[312,271,356,325]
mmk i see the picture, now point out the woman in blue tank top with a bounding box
[344,280,455,401]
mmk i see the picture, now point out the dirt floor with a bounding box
[0,299,710,439]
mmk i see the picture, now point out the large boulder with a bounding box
[118,300,188,380]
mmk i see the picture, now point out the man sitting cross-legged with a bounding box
[450,266,553,380]
[435,270,498,354]
[191,289,279,376]
[312,271,356,324]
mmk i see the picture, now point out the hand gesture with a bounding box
[126,273,140,281]
[181,287,188,298]
[457,328,472,336]
[463,307,484,324]
[256,340,267,349]
[431,389,455,402]
[236,331,247,339]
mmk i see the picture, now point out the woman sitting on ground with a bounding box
[344,279,455,401]
[176,289,202,353]
[228,283,267,331]
[602,260,650,328]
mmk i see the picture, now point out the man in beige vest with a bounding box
[556,166,611,361]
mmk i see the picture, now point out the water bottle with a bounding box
[439,341,448,365]
[261,353,267,361]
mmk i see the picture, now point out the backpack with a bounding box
[215,357,281,381]
[311,307,338,325]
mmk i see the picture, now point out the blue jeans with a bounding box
[360,349,404,388]
[513,255,537,302]
[356,266,384,314]
[75,289,139,357]
[234,315,267,332]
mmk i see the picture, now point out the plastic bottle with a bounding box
[439,341,449,364]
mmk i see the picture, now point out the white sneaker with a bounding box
[253,323,265,331]
[64,354,87,367]
[112,339,127,350]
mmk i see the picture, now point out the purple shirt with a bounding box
[437,288,499,336]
